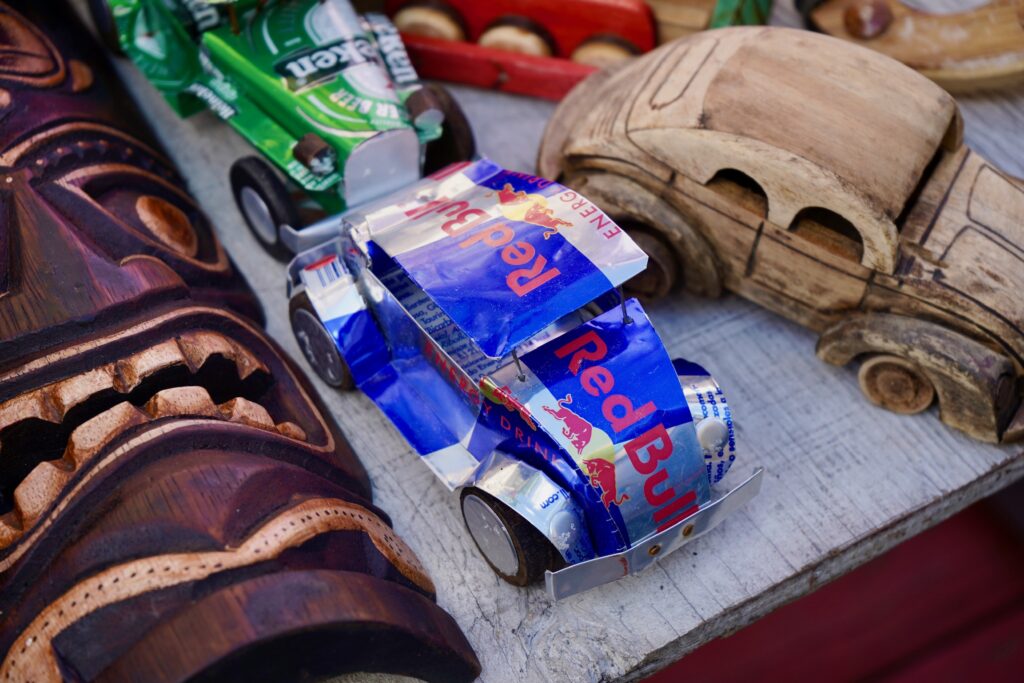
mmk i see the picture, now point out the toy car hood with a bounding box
[899,151,1024,366]
[206,3,413,140]
[483,299,720,546]
[362,159,649,358]
[555,27,962,271]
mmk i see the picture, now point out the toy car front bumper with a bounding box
[544,467,764,601]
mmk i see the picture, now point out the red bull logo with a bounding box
[553,328,701,532]
[492,182,529,206]
[524,203,573,239]
[542,393,592,454]
[492,183,573,239]
[582,457,629,510]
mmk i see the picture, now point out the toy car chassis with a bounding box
[285,158,763,598]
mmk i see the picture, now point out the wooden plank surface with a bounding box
[73,1,1024,681]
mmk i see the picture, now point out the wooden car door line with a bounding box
[746,212,873,327]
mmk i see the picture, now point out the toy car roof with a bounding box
[558,27,962,273]
[366,159,648,358]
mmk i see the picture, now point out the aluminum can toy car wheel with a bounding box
[290,291,355,390]
[230,156,301,262]
[461,489,565,586]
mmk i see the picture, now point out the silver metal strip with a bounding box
[545,467,764,601]
[280,215,344,255]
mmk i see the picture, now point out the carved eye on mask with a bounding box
[13,127,231,274]
[67,164,212,263]
[0,4,64,87]
[135,194,199,258]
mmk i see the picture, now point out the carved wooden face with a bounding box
[0,1,260,353]
[0,3,478,680]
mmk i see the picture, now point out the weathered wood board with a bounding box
[73,1,1024,681]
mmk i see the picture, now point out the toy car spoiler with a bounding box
[546,467,764,600]
[360,158,648,357]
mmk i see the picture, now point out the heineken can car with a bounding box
[90,0,475,258]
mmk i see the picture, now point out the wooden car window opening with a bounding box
[705,168,865,263]
[789,207,865,263]
[706,168,769,219]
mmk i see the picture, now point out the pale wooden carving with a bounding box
[801,0,1024,92]
[540,26,1024,443]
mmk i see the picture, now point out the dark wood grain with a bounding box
[0,2,479,681]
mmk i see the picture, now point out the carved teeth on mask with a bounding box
[274,422,308,442]
[0,331,270,435]
[0,331,307,552]
[0,388,309,551]
[64,402,150,469]
[219,396,275,431]
[144,386,220,419]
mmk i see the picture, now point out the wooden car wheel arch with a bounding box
[817,313,1020,443]
[564,169,722,300]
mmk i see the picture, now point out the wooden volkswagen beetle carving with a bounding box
[539,27,1024,444]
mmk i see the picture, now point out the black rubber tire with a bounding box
[289,292,354,390]
[88,0,124,55]
[794,0,828,27]
[460,488,564,587]
[422,83,476,176]
[229,156,299,262]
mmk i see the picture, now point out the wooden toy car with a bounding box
[797,0,1024,92]
[385,0,771,99]
[539,27,1024,444]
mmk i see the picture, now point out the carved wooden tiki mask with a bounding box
[0,3,479,681]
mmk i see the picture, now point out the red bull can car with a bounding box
[286,159,763,599]
[90,0,474,259]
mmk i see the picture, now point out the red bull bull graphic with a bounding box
[582,457,629,509]
[543,394,593,455]
[525,203,573,239]
[288,159,762,599]
[492,182,530,206]
[490,183,573,238]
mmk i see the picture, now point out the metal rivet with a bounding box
[648,544,662,556]
[682,524,695,538]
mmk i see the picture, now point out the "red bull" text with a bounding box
[554,329,700,532]
[404,196,561,297]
